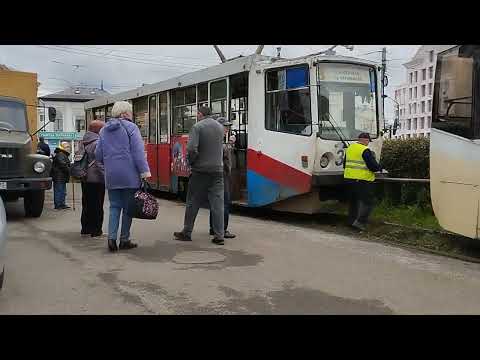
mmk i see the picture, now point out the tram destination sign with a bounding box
[319,64,371,84]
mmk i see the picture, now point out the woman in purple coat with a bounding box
[95,101,151,252]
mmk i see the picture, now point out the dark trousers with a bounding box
[182,171,224,239]
[209,174,230,232]
[346,180,375,225]
[53,181,67,208]
[81,182,105,235]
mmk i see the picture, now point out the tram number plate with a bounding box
[0,182,6,190]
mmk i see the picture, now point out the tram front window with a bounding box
[317,63,378,140]
[432,46,474,139]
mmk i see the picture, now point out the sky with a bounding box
[0,45,420,124]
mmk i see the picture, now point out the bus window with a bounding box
[210,79,227,117]
[159,92,168,142]
[172,86,197,134]
[133,97,148,138]
[433,46,474,139]
[265,65,312,136]
[148,95,157,144]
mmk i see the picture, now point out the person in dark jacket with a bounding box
[343,132,383,231]
[173,105,225,245]
[37,137,51,157]
[208,117,236,239]
[80,120,106,238]
[51,141,71,210]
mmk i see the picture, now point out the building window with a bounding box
[421,85,426,97]
[420,117,425,129]
[267,65,312,136]
[429,50,434,63]
[409,104,411,114]
[54,109,63,131]
[410,73,413,84]
[428,82,433,96]
[413,118,417,130]
[413,103,417,114]
[429,66,434,79]
[422,69,426,81]
[428,99,432,112]
[427,116,431,128]
[414,71,418,83]
[407,119,411,130]
[414,87,417,99]
[75,116,85,132]
[421,101,425,113]
[409,88,412,99]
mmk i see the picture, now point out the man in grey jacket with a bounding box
[174,106,225,245]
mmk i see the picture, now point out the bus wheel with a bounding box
[178,178,189,202]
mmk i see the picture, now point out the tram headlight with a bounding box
[33,161,46,174]
[320,154,330,168]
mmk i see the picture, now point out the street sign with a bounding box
[38,131,82,140]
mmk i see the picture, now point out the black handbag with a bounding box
[127,180,159,220]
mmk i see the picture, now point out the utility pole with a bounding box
[381,47,387,130]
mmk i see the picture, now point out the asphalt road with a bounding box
[2,187,480,314]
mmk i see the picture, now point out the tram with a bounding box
[84,52,384,214]
[431,45,480,238]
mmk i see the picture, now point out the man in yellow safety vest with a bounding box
[343,132,382,231]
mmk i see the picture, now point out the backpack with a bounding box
[70,139,96,181]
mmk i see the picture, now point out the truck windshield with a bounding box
[0,99,28,132]
[317,63,378,141]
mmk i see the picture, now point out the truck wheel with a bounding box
[24,190,45,218]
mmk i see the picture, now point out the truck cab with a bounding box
[0,96,53,217]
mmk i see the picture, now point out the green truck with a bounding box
[0,95,56,217]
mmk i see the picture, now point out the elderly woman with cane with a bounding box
[95,101,151,252]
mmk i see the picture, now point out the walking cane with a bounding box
[72,181,75,211]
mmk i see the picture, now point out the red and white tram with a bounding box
[85,52,383,214]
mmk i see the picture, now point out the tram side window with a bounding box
[433,46,474,139]
[265,65,312,136]
[230,72,249,149]
[172,86,197,134]
[198,83,208,108]
[148,95,157,144]
[159,92,168,142]
[133,97,148,139]
[210,79,227,117]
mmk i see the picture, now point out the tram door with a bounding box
[229,73,249,202]
[157,92,171,191]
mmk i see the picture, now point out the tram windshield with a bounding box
[317,63,378,141]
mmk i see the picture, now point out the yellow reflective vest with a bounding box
[343,143,375,182]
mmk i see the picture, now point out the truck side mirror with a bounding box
[48,107,56,122]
